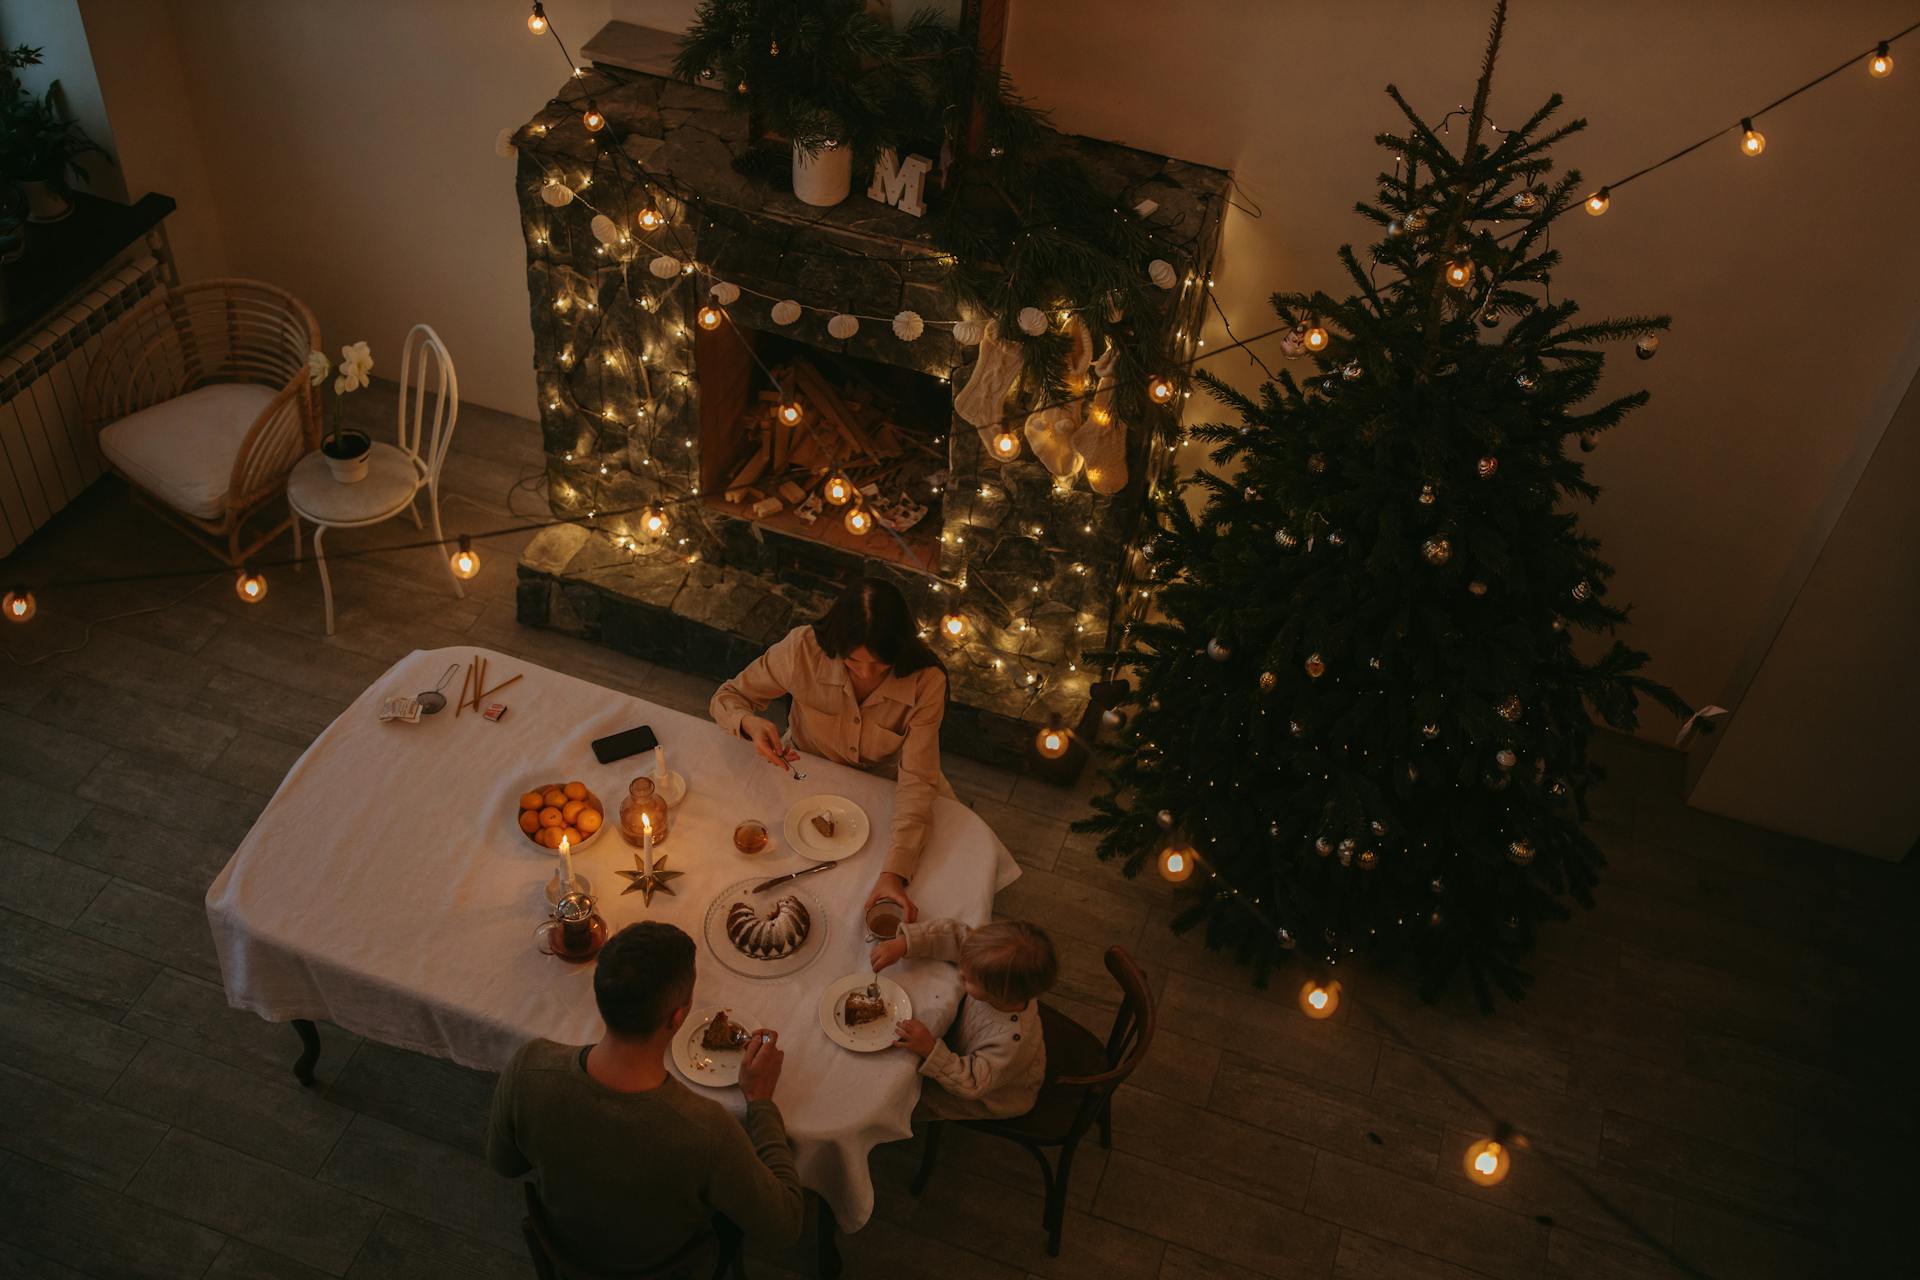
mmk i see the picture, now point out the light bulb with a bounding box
[1739,119,1765,157]
[1464,1138,1510,1185]
[822,473,852,506]
[778,401,803,426]
[2,588,34,623]
[844,505,872,536]
[526,5,547,34]
[450,535,481,580]
[234,569,268,604]
[1158,843,1195,882]
[940,612,966,639]
[641,505,669,537]
[1869,42,1893,77]
[1304,323,1329,352]
[697,305,723,330]
[1035,720,1070,760]
[1148,375,1175,404]
[636,205,664,231]
[1298,979,1340,1019]
[1445,260,1473,289]
[1584,188,1611,217]
[582,106,605,133]
[990,429,1021,460]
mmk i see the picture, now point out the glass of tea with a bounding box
[864,897,905,943]
[733,820,770,855]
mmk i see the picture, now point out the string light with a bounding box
[449,535,481,580]
[1298,980,1340,1019]
[1158,841,1196,882]
[939,611,967,639]
[1303,322,1329,352]
[1148,375,1175,404]
[777,400,804,426]
[990,428,1021,460]
[697,304,724,330]
[844,505,873,536]
[1444,259,1473,288]
[234,568,268,604]
[1739,118,1765,157]
[1034,717,1071,760]
[526,4,547,35]
[640,505,669,537]
[3,587,34,623]
[1870,41,1894,77]
[1584,188,1611,216]
[582,103,606,133]
[1464,1138,1511,1186]
[636,204,665,231]
[822,473,852,506]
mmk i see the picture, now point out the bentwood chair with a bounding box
[910,946,1155,1256]
[83,279,321,566]
[522,1183,747,1279]
[286,323,460,634]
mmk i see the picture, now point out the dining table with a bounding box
[204,645,1021,1239]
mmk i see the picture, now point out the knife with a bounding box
[752,862,838,894]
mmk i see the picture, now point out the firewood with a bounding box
[750,496,783,518]
[792,361,882,468]
[777,480,807,505]
[727,438,770,491]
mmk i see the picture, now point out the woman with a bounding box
[710,579,951,923]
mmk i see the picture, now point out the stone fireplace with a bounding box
[511,54,1228,770]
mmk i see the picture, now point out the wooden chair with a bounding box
[910,946,1155,1256]
[521,1182,747,1279]
[82,278,320,567]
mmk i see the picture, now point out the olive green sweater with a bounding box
[486,1039,803,1275]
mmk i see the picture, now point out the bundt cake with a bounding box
[727,896,812,960]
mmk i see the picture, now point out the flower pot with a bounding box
[792,141,851,208]
[321,431,372,484]
[21,180,72,224]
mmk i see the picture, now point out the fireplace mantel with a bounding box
[512,53,1229,771]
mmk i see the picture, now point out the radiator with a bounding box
[0,255,169,556]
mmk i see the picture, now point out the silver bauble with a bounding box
[1206,638,1231,662]
[1100,706,1126,731]
[1156,809,1175,830]
[1421,537,1452,566]
[1635,335,1660,360]
[1508,840,1535,866]
[1496,749,1517,769]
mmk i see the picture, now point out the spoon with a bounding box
[415,663,460,715]
[779,730,807,781]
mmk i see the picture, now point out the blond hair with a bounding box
[960,921,1058,1005]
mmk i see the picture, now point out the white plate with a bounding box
[672,1006,757,1088]
[781,795,869,861]
[702,877,831,980]
[818,972,911,1053]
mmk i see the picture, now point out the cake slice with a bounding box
[843,982,889,1027]
[701,1009,750,1051]
[810,811,836,839]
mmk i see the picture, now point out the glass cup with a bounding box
[864,896,905,944]
[733,820,770,855]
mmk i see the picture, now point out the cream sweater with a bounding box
[904,919,1047,1120]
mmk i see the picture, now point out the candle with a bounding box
[560,834,575,892]
[641,813,653,876]
[654,745,667,778]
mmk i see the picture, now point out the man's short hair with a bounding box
[593,921,695,1036]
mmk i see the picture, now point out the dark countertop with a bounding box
[1,192,175,352]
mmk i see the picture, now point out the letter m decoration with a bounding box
[866,148,933,217]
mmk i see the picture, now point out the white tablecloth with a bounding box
[205,645,1019,1231]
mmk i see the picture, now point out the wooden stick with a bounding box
[455,660,472,716]
[478,672,522,701]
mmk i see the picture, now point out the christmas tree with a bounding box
[1078,3,1690,1008]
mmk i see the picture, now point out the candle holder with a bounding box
[616,850,683,905]
[544,868,592,905]
[619,777,670,847]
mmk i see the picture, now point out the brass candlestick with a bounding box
[616,851,683,905]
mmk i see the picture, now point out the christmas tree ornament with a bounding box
[1496,749,1516,769]
[540,182,574,207]
[1571,579,1592,602]
[1148,259,1177,289]
[1370,819,1387,835]
[1584,188,1611,216]
[1429,876,1445,894]
[1258,671,1277,693]
[1341,361,1363,380]
[1156,809,1175,830]
[1418,483,1436,505]
[1511,189,1543,213]
[1307,453,1327,474]
[1290,719,1305,737]
[1480,309,1502,329]
[1328,530,1345,547]
[1404,210,1428,231]
[1016,307,1048,336]
[827,313,860,340]
[590,214,619,245]
[1275,528,1298,548]
[1515,372,1537,393]
[1101,706,1126,731]
[954,323,1023,428]
[1147,696,1161,713]
[1304,653,1326,679]
[1315,836,1333,855]
[1468,580,1488,597]
[1270,821,1282,839]
[710,281,741,305]
[1279,325,1309,358]
[1497,695,1522,722]
[1407,763,1420,783]
[1338,845,1354,867]
[1739,118,1766,157]
[1428,909,1444,928]
[1386,217,1405,237]
[1635,335,1660,360]
[648,254,680,278]
[770,299,802,325]
[952,317,984,345]
[1579,431,1598,452]
[1476,456,1498,478]
[1551,617,1566,632]
[1368,656,1382,670]
[1277,926,1296,949]
[1507,840,1535,865]
[1207,638,1232,662]
[1358,850,1378,870]
[1869,41,1894,76]
[1242,486,1258,502]
[1421,722,1440,740]
[1422,537,1452,565]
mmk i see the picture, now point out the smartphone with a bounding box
[591,724,659,764]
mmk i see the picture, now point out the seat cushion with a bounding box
[99,382,280,520]
[286,442,421,526]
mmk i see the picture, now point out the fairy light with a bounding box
[990,428,1021,460]
[940,612,967,639]
[1584,188,1611,216]
[1034,717,1071,760]
[844,505,873,536]
[697,305,724,330]
[1464,1138,1511,1185]
[637,205,665,230]
[1158,841,1196,882]
[1869,41,1894,77]
[1739,118,1766,157]
[449,535,481,580]
[2,587,34,623]
[640,505,669,537]
[778,400,804,426]
[822,473,852,506]
[1304,322,1329,352]
[526,4,547,34]
[1148,375,1175,404]
[582,103,606,133]
[234,568,268,604]
[1444,259,1473,288]
[1298,980,1340,1019]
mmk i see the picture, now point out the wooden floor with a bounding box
[0,381,1911,1279]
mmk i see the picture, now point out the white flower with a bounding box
[333,374,348,395]
[306,350,331,386]
[336,341,373,393]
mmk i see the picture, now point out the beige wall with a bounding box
[1,0,126,200]
[68,1,1920,766]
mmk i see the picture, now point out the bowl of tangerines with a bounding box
[515,779,606,853]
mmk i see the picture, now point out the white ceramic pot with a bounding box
[322,433,371,484]
[21,180,71,224]
[792,141,852,208]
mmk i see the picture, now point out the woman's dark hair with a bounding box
[813,578,944,679]
[594,921,695,1036]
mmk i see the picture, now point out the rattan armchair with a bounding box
[82,278,320,566]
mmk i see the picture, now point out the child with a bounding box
[870,919,1058,1120]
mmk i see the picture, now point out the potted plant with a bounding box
[1,44,108,224]
[673,2,957,207]
[308,342,374,483]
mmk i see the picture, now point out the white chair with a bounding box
[287,324,460,635]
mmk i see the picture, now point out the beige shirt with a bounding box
[710,624,949,881]
[904,919,1047,1121]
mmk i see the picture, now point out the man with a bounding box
[487,921,803,1277]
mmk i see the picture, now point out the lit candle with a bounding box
[641,813,653,876]
[560,834,575,892]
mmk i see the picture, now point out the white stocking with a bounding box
[953,321,1024,435]
[1024,405,1082,476]
[1073,345,1129,494]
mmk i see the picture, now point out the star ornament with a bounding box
[617,851,683,905]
